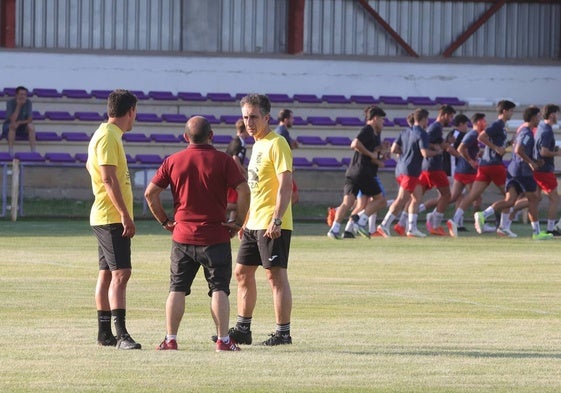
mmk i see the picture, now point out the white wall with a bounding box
[1,51,560,106]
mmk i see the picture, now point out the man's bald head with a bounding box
[185,116,212,144]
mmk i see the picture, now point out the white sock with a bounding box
[408,213,418,231]
[453,208,464,226]
[381,212,395,228]
[547,219,556,231]
[483,207,495,219]
[531,221,541,235]
[434,212,444,228]
[357,211,369,226]
[331,222,341,233]
[166,335,177,343]
[344,219,354,232]
[368,214,377,232]
[398,211,408,227]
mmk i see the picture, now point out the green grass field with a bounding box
[2,219,561,392]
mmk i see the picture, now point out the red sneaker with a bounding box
[429,226,446,236]
[216,338,241,352]
[326,207,336,227]
[156,338,178,350]
[393,224,406,236]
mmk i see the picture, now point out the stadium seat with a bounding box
[350,95,380,105]
[212,135,233,144]
[312,157,342,168]
[244,136,255,145]
[135,154,163,165]
[177,92,206,101]
[45,111,75,121]
[326,136,352,146]
[220,115,242,124]
[62,89,92,99]
[32,111,46,120]
[74,111,104,121]
[407,96,437,106]
[0,110,5,120]
[14,152,45,162]
[74,153,88,163]
[136,113,161,122]
[193,114,220,124]
[129,90,149,100]
[0,152,12,161]
[296,136,327,146]
[32,88,62,98]
[148,91,177,100]
[90,90,112,99]
[235,93,248,100]
[393,117,410,127]
[161,113,188,123]
[35,131,63,141]
[383,158,397,168]
[292,116,308,126]
[62,132,90,142]
[383,118,395,127]
[150,133,180,143]
[321,95,351,104]
[206,93,235,102]
[294,94,322,104]
[307,116,336,126]
[341,157,351,166]
[336,117,363,127]
[293,157,313,167]
[435,96,466,106]
[3,87,16,96]
[45,152,75,163]
[266,93,293,103]
[123,133,151,143]
[379,95,408,105]
[126,154,135,164]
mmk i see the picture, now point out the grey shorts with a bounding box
[92,224,132,271]
[236,229,291,269]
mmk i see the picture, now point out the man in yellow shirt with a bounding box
[86,89,141,350]
[227,93,294,346]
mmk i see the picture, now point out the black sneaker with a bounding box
[211,327,252,345]
[261,331,292,346]
[97,334,117,347]
[457,226,469,232]
[116,334,142,350]
[343,231,355,239]
[547,230,561,236]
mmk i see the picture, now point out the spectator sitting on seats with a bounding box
[2,86,36,155]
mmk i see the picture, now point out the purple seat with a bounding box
[336,117,363,127]
[384,158,397,168]
[126,154,135,164]
[135,154,163,165]
[206,92,235,102]
[220,115,242,125]
[435,96,466,106]
[0,152,13,161]
[75,111,104,121]
[296,136,327,146]
[0,110,5,120]
[341,157,351,166]
[193,114,220,124]
[326,136,352,146]
[32,111,46,120]
[123,133,151,143]
[161,113,188,123]
[312,157,342,168]
[148,91,177,101]
[14,152,45,162]
[62,89,92,99]
[3,87,16,96]
[130,90,149,100]
[74,153,88,163]
[90,90,112,99]
[350,95,380,105]
[35,131,62,141]
[267,93,294,103]
[294,94,322,104]
[150,133,180,143]
[62,132,90,142]
[379,95,408,105]
[293,157,313,167]
[45,111,74,121]
[136,113,161,123]
[307,116,336,126]
[45,152,75,163]
[407,96,437,106]
[32,88,62,98]
[244,136,255,145]
[383,118,395,127]
[322,95,351,104]
[177,92,206,101]
[292,116,308,126]
[212,135,233,144]
[393,117,410,127]
[383,137,396,146]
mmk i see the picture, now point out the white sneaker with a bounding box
[496,227,518,238]
[407,228,427,238]
[425,212,434,232]
[473,212,485,234]
[446,219,458,237]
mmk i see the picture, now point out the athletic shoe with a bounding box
[261,331,292,346]
[483,224,496,233]
[371,230,384,237]
[406,228,427,238]
[457,226,469,232]
[327,229,341,240]
[356,223,371,239]
[97,334,117,347]
[156,339,178,350]
[546,230,561,237]
[393,223,406,236]
[326,207,336,227]
[376,225,391,238]
[425,212,434,233]
[216,338,241,352]
[446,219,458,238]
[473,212,485,234]
[496,227,518,238]
[211,327,252,345]
[116,334,141,350]
[533,231,554,240]
[343,231,355,239]
[429,226,446,236]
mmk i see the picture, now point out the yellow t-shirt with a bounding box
[87,123,133,225]
[246,131,293,230]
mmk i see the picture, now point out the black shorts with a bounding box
[92,224,131,271]
[169,241,232,297]
[343,174,382,197]
[506,175,537,194]
[236,229,291,269]
[2,122,28,138]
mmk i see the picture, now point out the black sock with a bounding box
[235,315,252,332]
[97,310,113,340]
[111,309,128,338]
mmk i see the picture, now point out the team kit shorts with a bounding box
[475,164,506,186]
[343,175,382,197]
[533,171,558,193]
[506,175,538,194]
[396,174,420,193]
[453,172,476,185]
[419,170,450,189]
[169,241,232,297]
[237,229,291,269]
[92,223,132,271]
